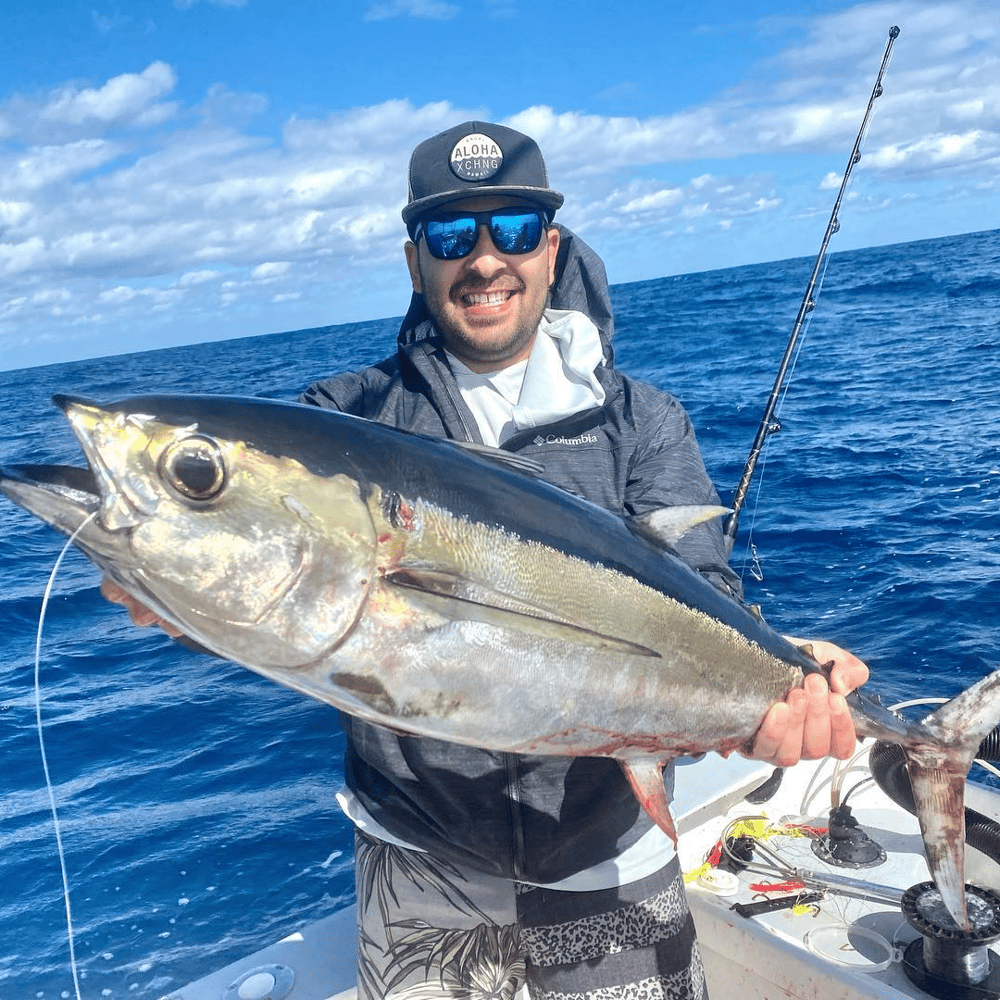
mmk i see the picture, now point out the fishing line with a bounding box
[35,513,95,1000]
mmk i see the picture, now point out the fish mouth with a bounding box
[0,461,100,533]
[0,394,146,556]
[0,457,140,604]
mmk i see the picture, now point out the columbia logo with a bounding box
[533,433,599,446]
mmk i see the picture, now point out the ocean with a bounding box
[1,227,998,998]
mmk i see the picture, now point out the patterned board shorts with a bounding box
[354,831,708,1000]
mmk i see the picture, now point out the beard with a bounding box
[422,270,548,370]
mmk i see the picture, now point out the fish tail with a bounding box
[904,746,973,930]
[920,666,1000,746]
[904,666,1000,931]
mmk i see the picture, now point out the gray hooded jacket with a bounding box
[300,226,740,882]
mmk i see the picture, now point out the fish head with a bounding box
[3,394,378,670]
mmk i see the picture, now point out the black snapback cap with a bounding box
[402,121,564,233]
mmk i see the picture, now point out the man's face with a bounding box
[404,196,560,373]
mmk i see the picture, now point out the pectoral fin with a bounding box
[451,441,546,477]
[629,505,732,549]
[620,757,678,846]
[385,567,659,658]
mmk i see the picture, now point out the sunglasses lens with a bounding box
[422,209,544,259]
[491,210,543,254]
[423,217,479,260]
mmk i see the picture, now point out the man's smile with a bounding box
[453,281,525,319]
[464,290,514,306]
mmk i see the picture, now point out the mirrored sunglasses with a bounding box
[416,208,545,260]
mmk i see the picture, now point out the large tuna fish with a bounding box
[3,393,999,930]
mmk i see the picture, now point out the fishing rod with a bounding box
[722,25,901,555]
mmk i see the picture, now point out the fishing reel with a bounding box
[902,882,1000,999]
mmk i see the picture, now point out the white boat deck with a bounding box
[164,749,1000,1000]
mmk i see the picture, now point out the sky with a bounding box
[0,0,997,370]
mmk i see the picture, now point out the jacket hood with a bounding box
[396,224,616,364]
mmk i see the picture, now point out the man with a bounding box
[105,121,867,999]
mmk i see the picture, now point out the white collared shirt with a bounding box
[447,308,607,446]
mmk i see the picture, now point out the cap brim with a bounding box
[402,186,564,226]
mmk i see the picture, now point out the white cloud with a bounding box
[757,2,1000,153]
[31,287,71,305]
[200,84,270,125]
[99,285,139,304]
[0,296,27,318]
[865,130,992,171]
[0,236,46,276]
[39,61,178,128]
[251,261,292,280]
[0,200,32,226]
[177,269,222,287]
[5,139,123,194]
[621,188,684,214]
[364,0,460,20]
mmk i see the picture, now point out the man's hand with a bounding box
[100,577,183,638]
[747,638,870,766]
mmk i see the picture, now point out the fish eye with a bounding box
[159,435,227,501]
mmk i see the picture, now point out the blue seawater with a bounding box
[1,228,998,998]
